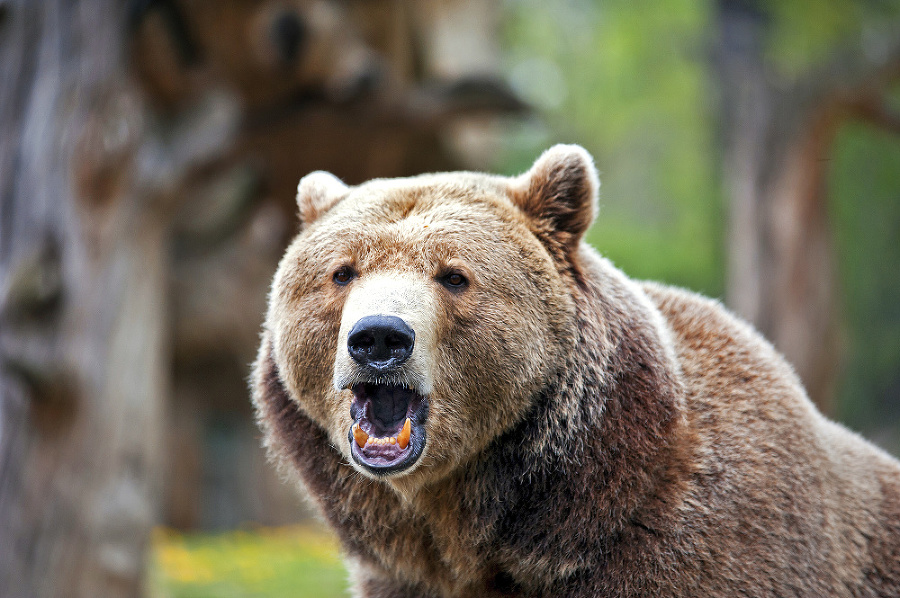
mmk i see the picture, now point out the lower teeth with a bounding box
[352,418,411,450]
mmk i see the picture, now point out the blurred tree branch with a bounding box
[844,95,900,135]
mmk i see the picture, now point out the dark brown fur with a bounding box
[252,146,900,597]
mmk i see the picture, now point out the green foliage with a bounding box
[830,120,900,442]
[500,0,724,296]
[763,0,900,78]
[149,526,349,598]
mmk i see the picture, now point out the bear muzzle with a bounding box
[333,274,438,476]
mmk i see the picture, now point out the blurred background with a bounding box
[1,0,898,596]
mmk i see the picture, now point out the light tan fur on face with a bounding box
[333,271,438,396]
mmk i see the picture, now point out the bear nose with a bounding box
[347,315,415,371]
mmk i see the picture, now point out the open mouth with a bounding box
[348,383,428,475]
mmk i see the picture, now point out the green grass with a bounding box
[148,525,350,598]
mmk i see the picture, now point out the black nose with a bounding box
[347,315,415,370]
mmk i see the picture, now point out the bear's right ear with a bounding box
[296,171,349,230]
[509,144,599,255]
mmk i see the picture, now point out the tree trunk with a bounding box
[763,110,841,411]
[0,1,166,595]
[715,0,900,413]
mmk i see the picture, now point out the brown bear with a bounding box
[252,145,900,597]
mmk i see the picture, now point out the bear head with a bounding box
[264,144,599,492]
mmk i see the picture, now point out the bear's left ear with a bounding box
[296,171,349,230]
[509,144,599,254]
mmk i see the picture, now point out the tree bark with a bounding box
[0,1,224,594]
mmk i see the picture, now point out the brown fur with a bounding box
[252,145,900,597]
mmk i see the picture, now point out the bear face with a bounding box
[266,146,597,489]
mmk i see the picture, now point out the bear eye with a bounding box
[333,266,356,285]
[439,271,468,291]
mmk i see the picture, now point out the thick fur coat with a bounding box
[252,145,900,597]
